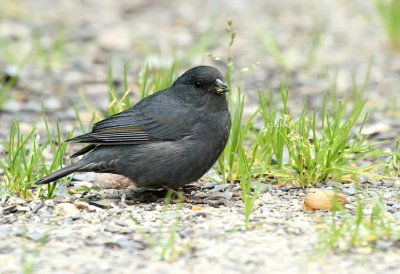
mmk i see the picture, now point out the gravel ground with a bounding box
[1,181,400,274]
[1,0,400,273]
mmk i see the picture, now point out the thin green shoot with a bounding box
[255,30,292,72]
[317,193,399,252]
[238,144,263,229]
[375,0,400,50]
[130,190,190,261]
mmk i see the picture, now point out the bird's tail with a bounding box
[36,162,82,185]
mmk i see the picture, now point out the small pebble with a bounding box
[31,200,45,213]
[210,184,231,192]
[342,185,356,196]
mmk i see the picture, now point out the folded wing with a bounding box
[68,94,196,145]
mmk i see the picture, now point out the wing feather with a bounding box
[68,92,196,145]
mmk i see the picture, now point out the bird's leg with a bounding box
[162,186,208,205]
[162,186,187,202]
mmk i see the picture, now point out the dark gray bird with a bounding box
[36,66,231,189]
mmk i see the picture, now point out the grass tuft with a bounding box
[0,106,74,199]
[317,194,400,252]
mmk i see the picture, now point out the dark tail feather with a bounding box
[36,162,82,185]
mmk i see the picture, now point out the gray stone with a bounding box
[342,184,356,196]
[326,180,343,188]
[210,184,231,192]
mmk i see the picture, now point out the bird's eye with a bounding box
[195,81,201,88]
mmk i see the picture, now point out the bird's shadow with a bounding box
[87,184,210,208]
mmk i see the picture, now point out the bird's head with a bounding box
[174,66,229,96]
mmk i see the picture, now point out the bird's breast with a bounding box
[188,111,231,153]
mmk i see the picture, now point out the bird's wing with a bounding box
[68,95,196,145]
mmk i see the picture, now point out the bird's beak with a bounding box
[215,78,229,94]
